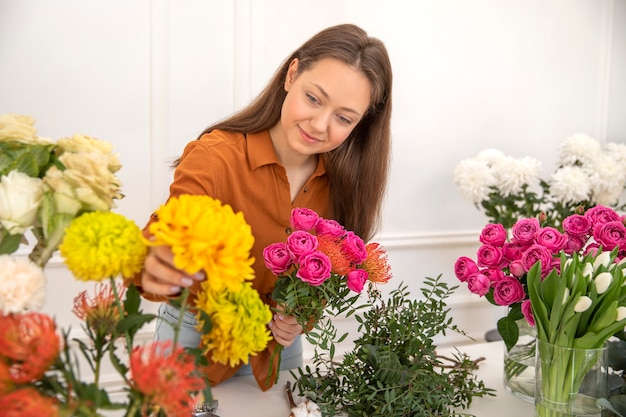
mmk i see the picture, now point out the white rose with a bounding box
[0,170,44,234]
[0,254,46,314]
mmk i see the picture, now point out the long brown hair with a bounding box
[191,24,392,241]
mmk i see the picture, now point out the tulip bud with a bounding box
[563,288,570,305]
[594,272,612,294]
[617,306,626,322]
[574,296,592,313]
[594,252,611,271]
[582,263,594,279]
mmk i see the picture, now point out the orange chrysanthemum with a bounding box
[130,341,207,417]
[0,312,60,384]
[362,242,392,284]
[147,194,255,293]
[317,235,352,275]
[73,282,126,337]
[0,387,59,417]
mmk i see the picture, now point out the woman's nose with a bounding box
[310,110,330,132]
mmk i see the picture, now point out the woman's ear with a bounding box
[284,58,299,92]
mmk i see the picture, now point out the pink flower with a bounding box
[290,207,320,231]
[521,299,535,326]
[481,268,505,283]
[535,227,568,253]
[509,260,526,277]
[454,256,479,282]
[479,223,507,247]
[493,276,525,306]
[476,244,506,268]
[520,244,554,277]
[512,218,540,245]
[585,205,621,226]
[296,252,332,286]
[467,272,491,296]
[263,242,293,275]
[562,214,591,237]
[346,269,368,293]
[315,218,346,238]
[286,230,318,262]
[502,241,528,262]
[593,221,626,251]
[342,231,368,264]
[563,235,586,255]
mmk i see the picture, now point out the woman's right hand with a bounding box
[140,245,205,295]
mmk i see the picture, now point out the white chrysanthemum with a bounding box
[588,153,626,206]
[453,159,497,203]
[558,134,602,166]
[0,255,46,314]
[549,166,591,203]
[496,156,541,196]
[605,142,626,168]
[475,148,507,168]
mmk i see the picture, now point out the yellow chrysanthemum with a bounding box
[196,282,272,367]
[59,211,148,281]
[147,194,255,292]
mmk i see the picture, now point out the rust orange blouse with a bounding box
[129,129,330,390]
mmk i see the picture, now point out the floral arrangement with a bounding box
[0,114,271,416]
[262,207,392,384]
[454,205,626,351]
[453,133,626,229]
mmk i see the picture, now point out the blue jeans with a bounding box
[154,303,303,376]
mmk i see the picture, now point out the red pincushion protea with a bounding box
[0,312,60,383]
[317,235,352,275]
[130,340,207,417]
[0,387,59,417]
[362,242,392,284]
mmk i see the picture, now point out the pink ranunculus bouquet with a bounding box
[263,208,392,383]
[454,204,626,351]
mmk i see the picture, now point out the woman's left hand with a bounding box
[268,312,302,347]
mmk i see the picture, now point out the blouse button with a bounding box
[303,187,308,192]
[285,227,292,234]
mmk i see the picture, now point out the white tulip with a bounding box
[594,272,613,294]
[562,288,570,305]
[617,306,626,322]
[582,263,594,279]
[0,170,44,234]
[574,296,593,313]
[594,252,611,271]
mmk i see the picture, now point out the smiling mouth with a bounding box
[298,126,321,144]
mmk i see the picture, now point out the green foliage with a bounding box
[292,275,494,417]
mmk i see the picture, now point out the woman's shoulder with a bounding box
[197,129,246,146]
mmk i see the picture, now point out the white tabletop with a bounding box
[209,340,534,417]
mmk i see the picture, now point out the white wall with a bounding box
[1,0,625,383]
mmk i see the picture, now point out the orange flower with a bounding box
[0,312,60,383]
[0,360,13,395]
[73,282,126,337]
[362,242,392,284]
[0,387,59,417]
[317,235,352,275]
[130,341,207,417]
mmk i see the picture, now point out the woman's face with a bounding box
[275,57,371,158]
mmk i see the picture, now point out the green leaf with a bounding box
[497,316,520,351]
[0,233,22,255]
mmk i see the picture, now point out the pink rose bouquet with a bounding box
[263,208,392,384]
[454,204,626,351]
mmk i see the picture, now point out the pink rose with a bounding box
[476,244,506,268]
[493,276,525,306]
[296,252,332,286]
[342,231,368,264]
[479,223,507,247]
[290,207,320,231]
[287,230,319,262]
[563,235,586,255]
[481,268,505,283]
[584,243,601,257]
[508,260,526,277]
[502,241,529,262]
[263,242,293,275]
[512,218,540,245]
[520,244,553,277]
[535,227,568,253]
[467,272,491,296]
[585,205,621,226]
[454,256,479,282]
[562,214,591,238]
[521,299,535,326]
[315,218,346,238]
[346,269,368,293]
[593,221,626,251]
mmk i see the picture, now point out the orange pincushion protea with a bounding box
[0,387,59,417]
[362,242,392,284]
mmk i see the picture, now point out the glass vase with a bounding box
[534,339,608,417]
[503,318,536,403]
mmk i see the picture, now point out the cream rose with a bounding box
[0,255,46,314]
[0,170,44,234]
[0,114,53,145]
[57,134,122,173]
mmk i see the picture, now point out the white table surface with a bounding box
[209,340,534,417]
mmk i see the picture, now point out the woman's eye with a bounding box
[337,114,352,125]
[306,93,319,104]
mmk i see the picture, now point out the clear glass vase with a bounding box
[503,318,536,403]
[534,339,608,417]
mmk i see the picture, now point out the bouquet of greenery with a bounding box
[291,276,494,417]
[263,207,392,385]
